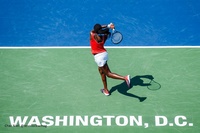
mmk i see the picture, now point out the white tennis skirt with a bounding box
[94,52,108,67]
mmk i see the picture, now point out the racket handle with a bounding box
[112,28,115,33]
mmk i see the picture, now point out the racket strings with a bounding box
[111,32,123,44]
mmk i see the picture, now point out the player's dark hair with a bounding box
[94,23,110,34]
[94,24,102,33]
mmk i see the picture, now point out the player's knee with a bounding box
[106,72,112,78]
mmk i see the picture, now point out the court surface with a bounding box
[0,47,199,133]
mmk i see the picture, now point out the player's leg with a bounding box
[100,63,125,80]
[98,67,109,95]
[98,67,108,90]
[99,63,131,88]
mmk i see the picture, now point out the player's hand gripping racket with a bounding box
[111,29,123,44]
[147,79,161,91]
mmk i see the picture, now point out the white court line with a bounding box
[0,46,200,49]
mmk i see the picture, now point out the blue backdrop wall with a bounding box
[0,0,200,46]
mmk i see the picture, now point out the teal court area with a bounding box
[0,47,200,133]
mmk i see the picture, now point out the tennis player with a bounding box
[90,23,131,96]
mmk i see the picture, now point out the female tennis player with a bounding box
[90,23,131,96]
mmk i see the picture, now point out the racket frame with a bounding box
[111,29,123,44]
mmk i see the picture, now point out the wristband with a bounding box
[107,23,113,28]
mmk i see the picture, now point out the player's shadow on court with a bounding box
[109,75,154,102]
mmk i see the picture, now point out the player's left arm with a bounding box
[101,23,115,29]
[102,23,115,42]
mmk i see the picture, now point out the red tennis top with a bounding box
[90,31,107,55]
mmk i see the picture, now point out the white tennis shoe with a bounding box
[100,89,110,96]
[125,75,131,88]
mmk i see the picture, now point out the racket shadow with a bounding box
[109,75,155,102]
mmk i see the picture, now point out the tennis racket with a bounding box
[111,29,123,44]
[147,79,161,91]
